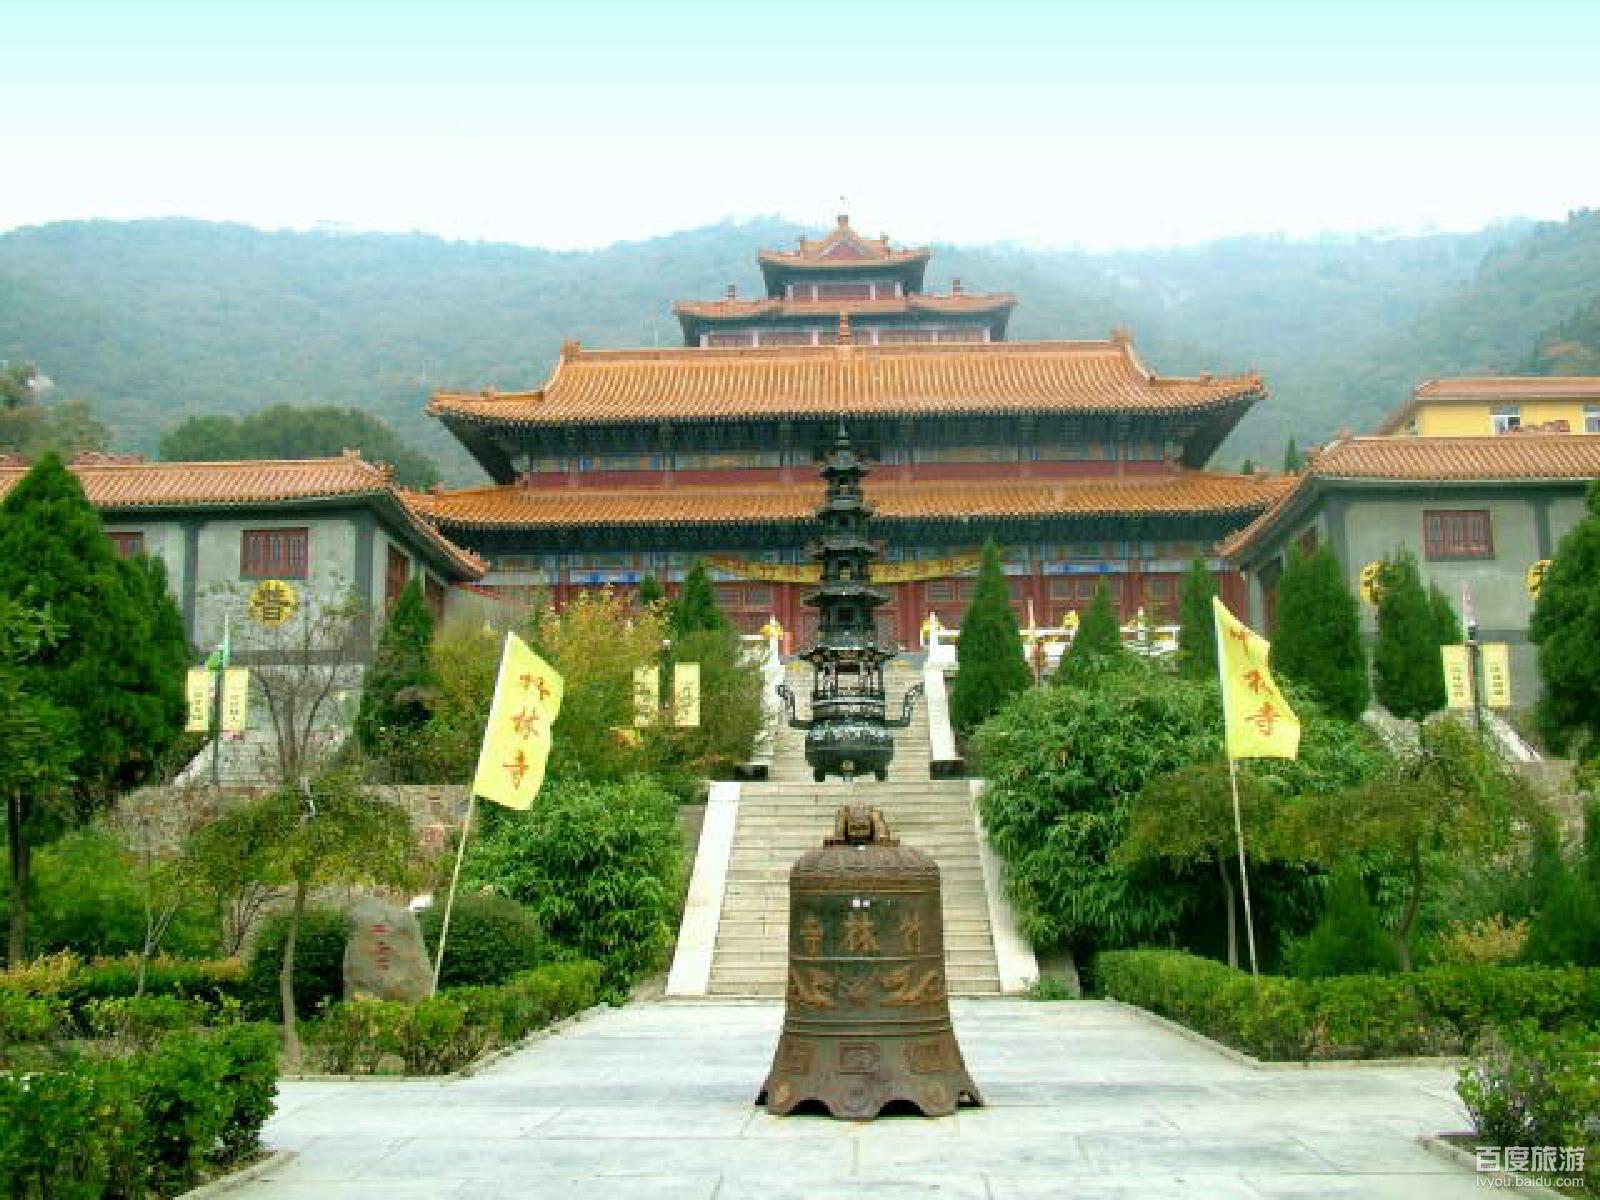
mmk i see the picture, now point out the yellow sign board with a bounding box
[633,665,660,727]
[221,668,251,733]
[185,668,212,732]
[1359,561,1384,606]
[1481,642,1512,708]
[1441,645,1472,709]
[1526,560,1551,600]
[674,662,701,728]
[247,579,300,627]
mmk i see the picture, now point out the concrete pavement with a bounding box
[231,999,1488,1198]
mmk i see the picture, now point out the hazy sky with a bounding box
[5,0,1598,250]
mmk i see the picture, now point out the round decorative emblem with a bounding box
[770,1081,793,1108]
[923,1081,951,1111]
[247,579,300,627]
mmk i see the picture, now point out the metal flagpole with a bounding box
[431,791,477,997]
[1228,756,1260,977]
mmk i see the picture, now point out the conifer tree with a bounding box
[669,559,730,637]
[0,453,186,961]
[1270,545,1368,720]
[1283,437,1303,473]
[1429,583,1461,647]
[1531,482,1600,756]
[356,577,436,757]
[1291,864,1399,978]
[1373,551,1446,720]
[1240,458,1256,475]
[1056,582,1126,685]
[637,573,664,608]
[948,541,1031,733]
[1175,558,1217,679]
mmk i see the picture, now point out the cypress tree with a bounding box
[1271,545,1368,720]
[1283,438,1303,473]
[948,541,1031,732]
[1175,558,1217,679]
[1531,482,1600,755]
[669,559,730,637]
[0,453,186,961]
[1240,458,1256,475]
[1429,583,1462,647]
[356,577,436,755]
[1373,551,1446,720]
[637,573,664,608]
[1291,864,1400,978]
[1056,581,1126,685]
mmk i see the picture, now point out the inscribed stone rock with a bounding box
[344,896,432,1002]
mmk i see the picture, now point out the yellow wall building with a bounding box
[1380,377,1600,437]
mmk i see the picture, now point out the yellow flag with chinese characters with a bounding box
[1212,597,1300,760]
[471,632,565,810]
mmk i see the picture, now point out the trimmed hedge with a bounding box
[307,959,600,1075]
[0,1021,279,1199]
[1098,948,1600,1061]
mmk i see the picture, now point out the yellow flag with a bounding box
[471,632,565,810]
[185,669,212,733]
[1212,597,1300,760]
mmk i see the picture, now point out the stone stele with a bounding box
[344,897,433,1003]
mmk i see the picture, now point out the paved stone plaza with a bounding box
[234,999,1489,1198]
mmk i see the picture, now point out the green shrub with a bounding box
[82,994,211,1052]
[1288,866,1400,979]
[1458,1022,1600,1189]
[0,1022,279,1199]
[466,777,682,995]
[243,907,348,1020]
[420,892,544,988]
[307,960,600,1075]
[1097,948,1600,1061]
[1523,796,1600,968]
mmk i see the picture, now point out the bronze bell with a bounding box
[758,804,983,1120]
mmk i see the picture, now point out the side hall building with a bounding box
[420,218,1288,643]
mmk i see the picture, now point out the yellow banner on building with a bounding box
[221,668,251,733]
[471,633,565,811]
[1212,598,1300,760]
[633,665,660,727]
[1441,645,1473,709]
[1481,643,1512,708]
[185,669,212,732]
[704,550,982,586]
[673,663,701,728]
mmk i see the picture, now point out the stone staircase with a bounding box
[704,660,1003,997]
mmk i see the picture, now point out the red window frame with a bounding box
[241,527,309,579]
[1423,510,1494,560]
[108,531,146,559]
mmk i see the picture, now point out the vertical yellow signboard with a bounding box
[1481,643,1512,709]
[633,665,660,727]
[674,662,701,728]
[1441,645,1472,710]
[185,669,212,732]
[221,668,251,733]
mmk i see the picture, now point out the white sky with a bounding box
[3,0,1598,250]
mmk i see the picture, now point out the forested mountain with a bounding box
[1522,293,1600,375]
[0,211,1595,482]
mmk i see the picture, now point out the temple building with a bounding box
[421,219,1288,642]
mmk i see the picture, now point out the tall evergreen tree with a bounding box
[1373,551,1447,720]
[1175,558,1218,679]
[1056,582,1126,685]
[669,559,730,637]
[355,578,436,757]
[1429,583,1462,647]
[1270,545,1368,720]
[1283,437,1303,473]
[1532,482,1600,756]
[0,454,186,961]
[637,573,664,608]
[1240,458,1256,475]
[948,542,1031,732]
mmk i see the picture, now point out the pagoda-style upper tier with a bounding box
[429,333,1265,482]
[676,216,1014,346]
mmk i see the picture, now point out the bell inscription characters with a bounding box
[758,805,983,1120]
